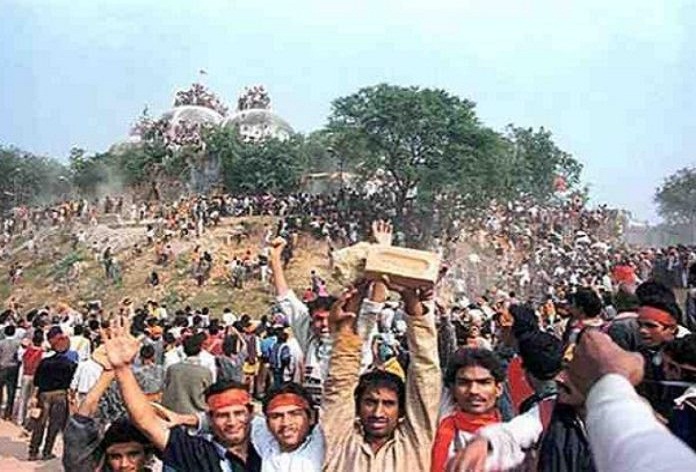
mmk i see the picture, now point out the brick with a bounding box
[364,246,441,288]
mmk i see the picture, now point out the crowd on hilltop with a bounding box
[173,82,229,116]
[0,208,695,471]
[3,189,696,304]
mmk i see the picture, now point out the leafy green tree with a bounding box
[326,84,584,244]
[327,84,512,243]
[503,125,583,200]
[655,167,696,225]
[0,146,69,212]
[205,127,307,194]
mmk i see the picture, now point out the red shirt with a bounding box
[202,334,223,356]
[22,346,43,376]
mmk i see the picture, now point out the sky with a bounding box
[1,0,695,223]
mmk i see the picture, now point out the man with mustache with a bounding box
[103,317,261,472]
[635,281,690,417]
[270,236,336,399]
[442,330,595,472]
[269,220,395,404]
[322,279,441,471]
[252,382,324,471]
[431,348,508,472]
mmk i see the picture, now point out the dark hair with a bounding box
[445,347,506,387]
[140,344,155,360]
[88,319,100,332]
[510,304,539,340]
[222,335,239,356]
[163,332,176,345]
[183,333,204,357]
[636,281,682,322]
[518,331,563,381]
[571,288,603,318]
[3,325,16,337]
[32,330,44,347]
[307,296,337,315]
[453,321,476,346]
[354,370,406,417]
[663,334,696,377]
[209,325,220,336]
[100,417,151,453]
[73,324,84,336]
[204,379,250,402]
[262,382,315,416]
[614,288,640,313]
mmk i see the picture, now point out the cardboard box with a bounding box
[364,246,441,288]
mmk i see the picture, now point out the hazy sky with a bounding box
[2,0,695,222]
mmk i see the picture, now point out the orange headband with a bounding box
[206,389,251,411]
[266,393,310,414]
[638,306,676,327]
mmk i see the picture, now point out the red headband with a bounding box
[638,306,676,327]
[207,389,251,411]
[266,393,310,413]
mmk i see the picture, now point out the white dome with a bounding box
[162,105,224,128]
[222,108,293,141]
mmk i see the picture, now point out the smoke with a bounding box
[93,166,127,200]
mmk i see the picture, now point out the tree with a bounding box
[0,146,69,212]
[205,127,307,194]
[655,167,696,226]
[503,125,583,201]
[328,84,513,244]
[326,84,585,245]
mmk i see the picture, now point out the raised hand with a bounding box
[270,237,287,260]
[329,286,360,335]
[371,220,393,246]
[382,275,433,317]
[92,344,113,371]
[100,316,140,370]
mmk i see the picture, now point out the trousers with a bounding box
[16,375,34,426]
[29,390,68,457]
[0,365,20,419]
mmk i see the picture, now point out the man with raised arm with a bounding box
[63,344,161,472]
[322,278,441,471]
[269,220,394,400]
[101,317,262,472]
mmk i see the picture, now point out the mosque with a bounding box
[111,83,294,191]
[128,83,293,145]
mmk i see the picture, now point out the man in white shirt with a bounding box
[69,325,91,362]
[70,357,103,405]
[570,330,696,472]
[252,382,323,472]
[222,308,237,328]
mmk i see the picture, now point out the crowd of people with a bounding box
[0,210,695,471]
[238,85,272,111]
[173,82,229,117]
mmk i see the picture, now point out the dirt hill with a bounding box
[1,217,338,317]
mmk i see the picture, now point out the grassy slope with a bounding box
[1,217,338,317]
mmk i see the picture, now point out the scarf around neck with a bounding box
[431,409,501,472]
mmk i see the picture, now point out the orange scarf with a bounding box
[431,410,501,472]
